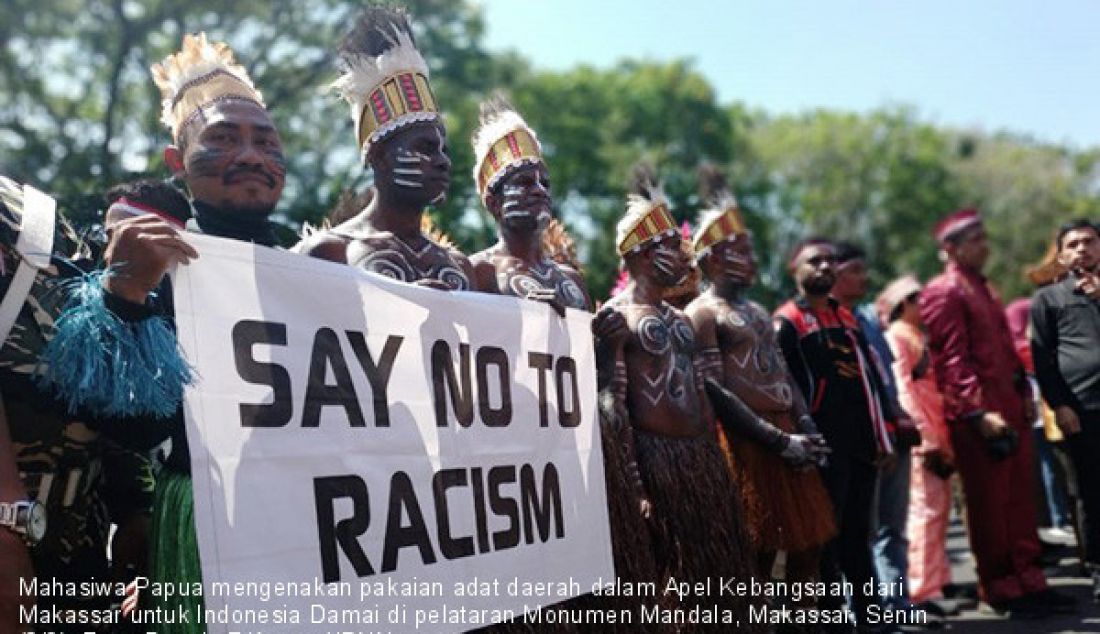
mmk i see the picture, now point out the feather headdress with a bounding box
[693,163,746,257]
[331,6,440,158]
[615,163,677,256]
[150,32,265,141]
[471,94,543,200]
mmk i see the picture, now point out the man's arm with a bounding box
[774,316,812,405]
[1029,289,1075,410]
[919,283,985,421]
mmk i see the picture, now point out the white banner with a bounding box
[172,234,613,633]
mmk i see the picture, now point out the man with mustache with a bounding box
[774,239,896,632]
[55,33,287,632]
[685,166,834,597]
[1031,219,1100,602]
[597,166,758,629]
[922,209,1075,619]
[297,6,472,291]
[468,95,589,311]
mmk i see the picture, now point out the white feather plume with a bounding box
[151,32,264,136]
[615,183,673,253]
[330,27,433,148]
[471,109,542,184]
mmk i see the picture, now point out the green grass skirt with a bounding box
[149,470,205,632]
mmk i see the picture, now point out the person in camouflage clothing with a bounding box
[0,175,156,632]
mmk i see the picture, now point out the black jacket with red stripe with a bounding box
[774,296,896,464]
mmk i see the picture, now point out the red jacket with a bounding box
[919,262,1028,425]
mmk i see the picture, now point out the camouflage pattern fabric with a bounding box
[0,176,155,629]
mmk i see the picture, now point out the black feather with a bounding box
[629,161,659,199]
[338,4,413,62]
[696,162,730,207]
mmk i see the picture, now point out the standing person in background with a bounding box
[832,241,922,618]
[686,166,834,600]
[597,165,758,630]
[921,208,1074,618]
[1031,219,1100,601]
[467,95,589,311]
[775,239,896,632]
[878,275,958,617]
[1006,298,1073,542]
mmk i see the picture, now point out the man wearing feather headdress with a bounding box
[468,95,589,311]
[685,164,834,600]
[297,5,473,291]
[43,31,288,631]
[596,164,759,630]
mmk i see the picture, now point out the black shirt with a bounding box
[1030,275,1100,413]
[775,297,895,463]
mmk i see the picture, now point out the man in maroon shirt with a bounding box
[920,209,1074,618]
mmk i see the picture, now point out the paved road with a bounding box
[941,522,1100,633]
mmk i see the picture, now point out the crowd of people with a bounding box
[2,5,1100,634]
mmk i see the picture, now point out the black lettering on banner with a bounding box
[528,352,553,427]
[521,463,564,543]
[488,465,520,550]
[476,346,512,427]
[555,356,581,427]
[346,332,403,427]
[432,469,475,560]
[233,320,293,427]
[314,475,372,583]
[382,471,437,572]
[302,328,366,427]
[469,467,491,554]
[432,341,474,427]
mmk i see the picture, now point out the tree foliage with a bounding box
[3,1,1098,304]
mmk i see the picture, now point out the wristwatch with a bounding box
[0,500,47,546]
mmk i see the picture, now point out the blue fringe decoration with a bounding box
[36,270,194,418]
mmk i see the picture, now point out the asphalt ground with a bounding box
[939,522,1100,633]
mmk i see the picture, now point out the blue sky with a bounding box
[480,0,1100,148]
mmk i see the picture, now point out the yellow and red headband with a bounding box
[332,27,441,158]
[693,204,747,256]
[471,107,543,200]
[616,197,677,256]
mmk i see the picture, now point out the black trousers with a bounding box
[819,452,881,630]
[1067,409,1100,567]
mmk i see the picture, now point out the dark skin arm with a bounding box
[592,307,652,519]
[468,255,500,295]
[561,266,593,310]
[296,232,350,264]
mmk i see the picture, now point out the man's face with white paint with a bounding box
[485,162,552,236]
[372,121,451,206]
[644,234,690,288]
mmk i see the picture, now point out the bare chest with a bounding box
[349,234,469,291]
[491,256,587,310]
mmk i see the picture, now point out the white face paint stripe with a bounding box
[393,167,423,175]
[653,258,675,276]
[394,177,423,188]
[396,154,420,163]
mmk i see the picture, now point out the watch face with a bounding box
[26,503,46,543]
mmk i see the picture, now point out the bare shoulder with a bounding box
[296,232,349,264]
[684,293,716,322]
